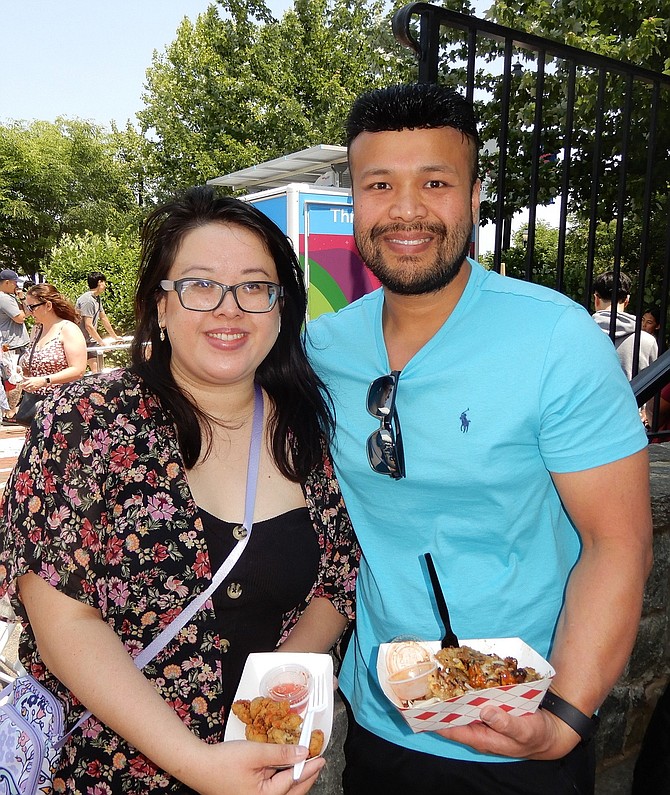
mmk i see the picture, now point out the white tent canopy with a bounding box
[207,145,349,192]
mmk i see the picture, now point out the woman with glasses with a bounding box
[0,187,357,795]
[18,283,88,396]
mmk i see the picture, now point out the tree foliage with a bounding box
[434,0,670,312]
[138,0,416,196]
[0,119,142,275]
[46,230,140,335]
[481,215,664,316]
[481,0,670,217]
[2,0,668,329]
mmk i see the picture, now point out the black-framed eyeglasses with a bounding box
[25,302,46,312]
[160,278,284,314]
[366,370,405,479]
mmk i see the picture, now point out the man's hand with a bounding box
[435,705,580,761]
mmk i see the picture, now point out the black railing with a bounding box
[392,3,670,431]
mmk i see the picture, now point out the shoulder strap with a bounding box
[57,383,264,746]
[133,383,263,668]
[26,325,44,371]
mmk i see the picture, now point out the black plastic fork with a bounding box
[424,552,459,648]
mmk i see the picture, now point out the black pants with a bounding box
[342,702,595,795]
[632,682,670,793]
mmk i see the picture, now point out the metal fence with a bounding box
[392,2,670,432]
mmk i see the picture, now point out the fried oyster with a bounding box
[428,645,541,700]
[231,696,324,758]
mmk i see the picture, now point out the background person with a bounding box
[18,283,88,397]
[307,82,652,795]
[75,271,121,372]
[0,187,357,794]
[641,306,661,340]
[0,268,29,422]
[592,270,658,380]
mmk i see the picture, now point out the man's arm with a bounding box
[547,448,653,715]
[83,316,105,346]
[0,292,26,325]
[99,307,119,339]
[437,448,653,759]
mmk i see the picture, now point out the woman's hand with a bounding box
[18,573,327,794]
[20,376,49,392]
[184,741,325,795]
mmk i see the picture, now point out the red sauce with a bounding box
[270,683,307,701]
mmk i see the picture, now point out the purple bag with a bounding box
[0,675,65,794]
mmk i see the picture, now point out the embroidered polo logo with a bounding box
[460,409,471,433]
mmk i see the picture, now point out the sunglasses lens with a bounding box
[367,374,397,418]
[367,426,405,479]
[366,370,405,479]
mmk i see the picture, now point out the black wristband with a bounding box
[540,691,599,743]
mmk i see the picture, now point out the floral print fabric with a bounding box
[0,368,358,794]
[19,327,70,395]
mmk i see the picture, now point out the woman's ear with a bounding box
[157,294,167,329]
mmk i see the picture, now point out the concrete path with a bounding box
[0,424,26,492]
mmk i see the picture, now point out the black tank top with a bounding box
[199,506,320,717]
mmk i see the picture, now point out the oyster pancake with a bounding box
[428,645,541,700]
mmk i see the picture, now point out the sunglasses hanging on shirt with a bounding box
[366,370,406,480]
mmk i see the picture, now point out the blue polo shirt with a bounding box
[307,260,647,762]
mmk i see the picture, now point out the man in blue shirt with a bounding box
[307,83,652,794]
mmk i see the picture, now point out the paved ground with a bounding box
[0,425,640,792]
[0,423,26,491]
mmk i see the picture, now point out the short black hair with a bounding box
[87,272,106,290]
[345,83,481,184]
[593,270,632,303]
[644,307,661,324]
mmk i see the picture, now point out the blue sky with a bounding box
[0,0,291,127]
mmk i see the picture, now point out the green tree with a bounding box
[480,0,670,219]
[0,119,142,275]
[47,230,140,335]
[481,216,662,311]
[138,0,416,196]
[429,1,670,305]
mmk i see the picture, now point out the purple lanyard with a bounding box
[57,383,264,746]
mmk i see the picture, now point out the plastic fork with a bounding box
[293,669,328,780]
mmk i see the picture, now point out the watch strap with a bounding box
[540,691,599,743]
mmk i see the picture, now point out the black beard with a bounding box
[355,221,472,296]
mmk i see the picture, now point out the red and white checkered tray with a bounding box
[377,637,555,733]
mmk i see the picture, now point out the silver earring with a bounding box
[159,327,166,342]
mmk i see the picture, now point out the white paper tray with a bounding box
[224,651,334,755]
[377,637,555,733]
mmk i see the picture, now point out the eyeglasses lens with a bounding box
[177,280,279,313]
[366,372,405,479]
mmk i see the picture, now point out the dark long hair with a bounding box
[26,283,78,323]
[131,186,333,480]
